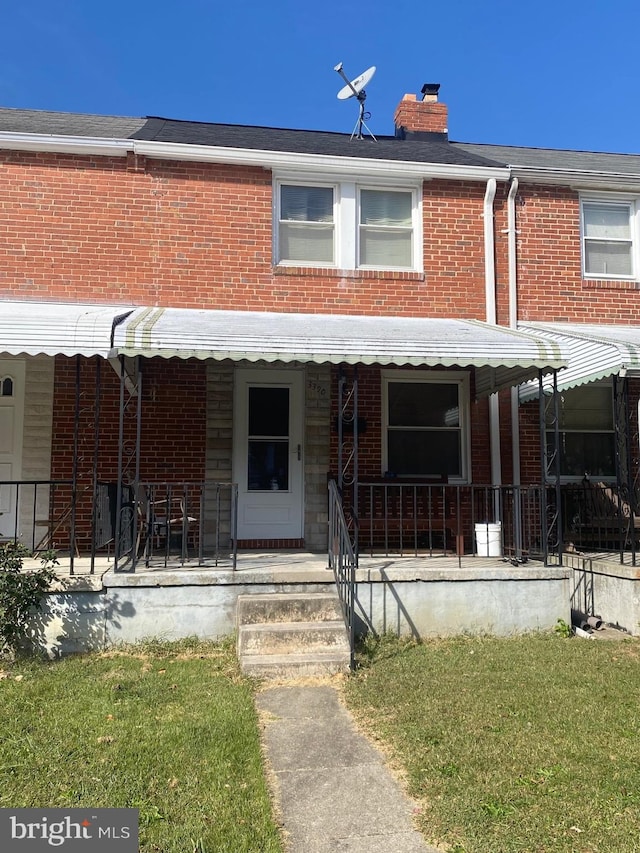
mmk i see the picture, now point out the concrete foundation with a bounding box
[568,553,640,635]
[24,556,571,657]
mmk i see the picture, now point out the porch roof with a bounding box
[518,322,640,400]
[0,301,135,357]
[112,307,565,397]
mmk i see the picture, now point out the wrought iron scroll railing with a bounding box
[328,479,356,670]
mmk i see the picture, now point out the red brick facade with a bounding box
[1,101,638,524]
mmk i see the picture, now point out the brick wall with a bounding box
[328,364,493,483]
[50,355,207,549]
[515,184,640,323]
[0,151,493,319]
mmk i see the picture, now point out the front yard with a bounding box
[343,633,640,853]
[0,639,282,853]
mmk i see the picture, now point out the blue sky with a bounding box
[2,0,639,153]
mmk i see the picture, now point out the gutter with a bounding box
[508,165,640,191]
[0,131,510,183]
[483,178,501,490]
[506,178,522,489]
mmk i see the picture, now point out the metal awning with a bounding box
[518,322,640,401]
[112,307,565,397]
[0,301,134,357]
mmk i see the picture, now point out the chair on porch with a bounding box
[136,485,199,562]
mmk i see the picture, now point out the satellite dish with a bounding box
[336,65,376,100]
[334,62,377,141]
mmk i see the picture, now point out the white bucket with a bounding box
[475,522,502,557]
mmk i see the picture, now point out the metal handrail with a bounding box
[328,479,357,670]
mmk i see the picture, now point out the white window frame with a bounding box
[580,195,639,281]
[357,185,417,271]
[274,175,422,272]
[381,370,470,483]
[276,180,337,267]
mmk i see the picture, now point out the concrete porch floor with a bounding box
[19,550,570,602]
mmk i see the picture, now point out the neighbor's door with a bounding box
[233,368,304,540]
[0,360,25,539]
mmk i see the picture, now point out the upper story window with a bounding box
[382,371,470,482]
[359,189,413,267]
[276,179,421,272]
[279,185,335,264]
[581,199,636,279]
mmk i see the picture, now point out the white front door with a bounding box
[233,368,304,540]
[0,360,25,539]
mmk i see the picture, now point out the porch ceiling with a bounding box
[112,307,565,397]
[518,322,640,400]
[0,301,135,357]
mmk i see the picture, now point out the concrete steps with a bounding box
[237,592,351,678]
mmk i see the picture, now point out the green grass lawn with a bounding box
[0,639,282,853]
[343,633,640,853]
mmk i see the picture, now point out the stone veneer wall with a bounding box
[304,365,331,551]
[205,362,234,549]
[204,362,331,551]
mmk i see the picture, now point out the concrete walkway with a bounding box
[256,684,441,853]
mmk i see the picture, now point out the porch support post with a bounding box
[132,356,143,571]
[353,366,359,561]
[337,365,359,562]
[114,356,126,572]
[89,357,101,574]
[613,373,635,566]
[69,355,81,575]
[539,369,562,566]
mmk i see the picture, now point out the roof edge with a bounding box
[0,131,509,181]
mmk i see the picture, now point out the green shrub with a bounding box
[0,543,58,655]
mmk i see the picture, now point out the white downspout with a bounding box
[483,179,501,490]
[507,178,521,488]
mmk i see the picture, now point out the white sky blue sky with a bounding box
[2,0,638,153]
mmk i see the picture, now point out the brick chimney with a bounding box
[394,84,448,138]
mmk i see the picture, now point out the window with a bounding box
[383,371,469,481]
[359,189,413,267]
[546,383,615,478]
[276,179,420,271]
[581,200,635,279]
[0,377,13,397]
[247,386,290,491]
[279,185,334,264]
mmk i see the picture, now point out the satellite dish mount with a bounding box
[334,62,377,141]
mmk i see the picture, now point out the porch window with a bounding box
[582,201,634,278]
[546,382,615,478]
[383,371,469,481]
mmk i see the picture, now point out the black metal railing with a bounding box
[560,481,640,564]
[353,481,546,563]
[0,479,77,568]
[0,479,238,574]
[115,481,238,572]
[328,479,356,670]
